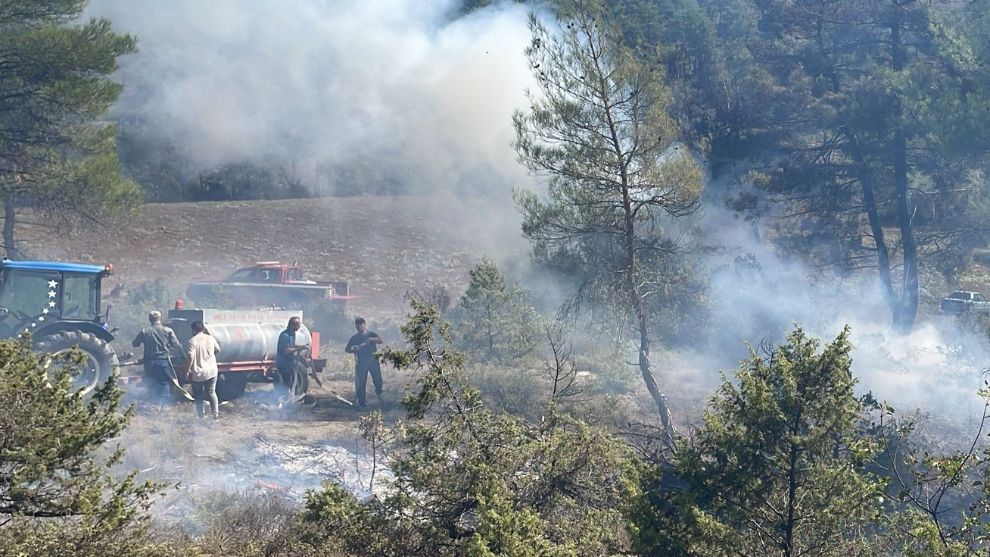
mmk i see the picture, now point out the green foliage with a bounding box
[630,327,888,556]
[0,0,141,257]
[467,362,546,418]
[454,259,541,364]
[513,0,704,321]
[0,335,161,554]
[194,158,311,201]
[706,0,990,330]
[514,0,704,440]
[190,491,303,557]
[301,300,634,556]
[871,392,990,556]
[110,278,182,344]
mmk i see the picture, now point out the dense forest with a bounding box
[5,0,990,555]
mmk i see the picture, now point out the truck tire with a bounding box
[216,373,248,401]
[36,331,118,396]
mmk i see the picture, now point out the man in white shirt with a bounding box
[186,320,222,419]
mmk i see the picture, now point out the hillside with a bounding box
[20,195,526,321]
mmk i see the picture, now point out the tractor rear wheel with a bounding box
[36,331,118,395]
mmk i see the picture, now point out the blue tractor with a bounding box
[0,260,118,393]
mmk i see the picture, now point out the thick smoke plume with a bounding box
[85,0,536,198]
[85,0,988,423]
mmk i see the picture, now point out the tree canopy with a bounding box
[0,0,140,258]
[514,0,703,442]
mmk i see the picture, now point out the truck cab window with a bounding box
[230,269,254,281]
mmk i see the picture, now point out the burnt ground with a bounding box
[15,195,537,522]
[19,195,990,526]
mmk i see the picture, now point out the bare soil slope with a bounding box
[22,195,520,321]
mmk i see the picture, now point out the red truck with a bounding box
[185,262,352,310]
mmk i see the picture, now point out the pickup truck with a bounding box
[939,291,990,315]
[185,262,352,310]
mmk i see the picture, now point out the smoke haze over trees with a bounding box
[69,0,990,428]
[10,0,990,554]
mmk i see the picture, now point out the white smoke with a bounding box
[85,0,537,198]
[688,199,990,422]
[84,0,989,422]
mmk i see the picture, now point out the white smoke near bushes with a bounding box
[682,200,990,424]
[84,0,988,422]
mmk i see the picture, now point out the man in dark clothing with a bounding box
[132,310,182,400]
[276,316,306,397]
[345,317,383,408]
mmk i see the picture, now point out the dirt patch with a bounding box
[19,195,520,323]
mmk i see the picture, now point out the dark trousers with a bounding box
[144,358,174,399]
[354,359,383,406]
[276,361,304,396]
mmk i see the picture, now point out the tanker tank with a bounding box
[166,308,311,365]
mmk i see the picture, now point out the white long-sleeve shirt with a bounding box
[187,332,221,382]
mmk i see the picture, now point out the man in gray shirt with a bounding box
[132,310,182,400]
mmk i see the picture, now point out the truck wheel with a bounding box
[216,373,248,401]
[36,331,118,396]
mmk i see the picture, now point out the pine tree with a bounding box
[513,0,703,445]
[0,0,141,257]
[631,327,887,556]
[0,336,160,554]
[455,259,541,364]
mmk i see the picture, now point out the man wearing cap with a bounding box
[132,310,182,400]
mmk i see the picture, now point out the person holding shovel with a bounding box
[132,310,188,402]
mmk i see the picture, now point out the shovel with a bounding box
[328,390,354,406]
[165,356,195,402]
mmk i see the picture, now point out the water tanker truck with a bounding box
[162,307,326,401]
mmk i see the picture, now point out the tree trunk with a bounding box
[636,310,676,448]
[3,197,20,260]
[622,185,675,447]
[890,3,918,333]
[852,142,898,313]
[892,128,918,333]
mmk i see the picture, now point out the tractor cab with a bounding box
[0,260,118,393]
[0,260,111,338]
